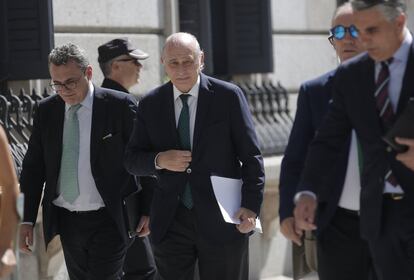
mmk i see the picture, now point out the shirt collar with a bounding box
[173,75,200,101]
[65,81,94,111]
[389,28,412,65]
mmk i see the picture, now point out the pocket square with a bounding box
[102,133,113,140]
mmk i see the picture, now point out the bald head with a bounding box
[162,32,203,61]
[161,32,204,93]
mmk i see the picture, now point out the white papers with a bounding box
[210,175,262,233]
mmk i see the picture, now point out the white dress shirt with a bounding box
[173,76,200,146]
[375,29,412,194]
[53,82,105,211]
[338,130,361,210]
[154,76,201,169]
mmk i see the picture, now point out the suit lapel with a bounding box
[396,42,414,115]
[161,82,180,148]
[360,56,384,129]
[90,87,107,165]
[192,74,213,159]
[52,96,65,190]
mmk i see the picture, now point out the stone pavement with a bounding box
[262,272,318,280]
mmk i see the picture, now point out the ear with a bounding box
[199,51,205,71]
[111,61,119,71]
[85,65,93,80]
[395,13,406,32]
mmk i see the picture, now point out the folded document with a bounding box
[210,175,262,233]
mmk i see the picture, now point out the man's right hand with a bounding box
[19,224,34,254]
[293,194,317,235]
[280,217,302,246]
[156,150,192,172]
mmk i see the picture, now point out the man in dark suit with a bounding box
[279,3,376,280]
[294,1,414,279]
[98,38,157,280]
[125,32,264,280]
[19,43,141,280]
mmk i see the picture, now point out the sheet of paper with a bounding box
[210,175,262,233]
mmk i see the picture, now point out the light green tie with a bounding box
[59,104,81,203]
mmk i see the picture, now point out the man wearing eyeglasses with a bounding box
[279,2,374,280]
[98,38,157,280]
[294,0,414,279]
[18,43,146,280]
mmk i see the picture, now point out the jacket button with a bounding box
[386,146,392,153]
[186,168,192,174]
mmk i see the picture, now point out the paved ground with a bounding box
[262,273,318,280]
[52,262,319,280]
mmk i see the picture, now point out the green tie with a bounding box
[178,94,193,209]
[59,104,82,203]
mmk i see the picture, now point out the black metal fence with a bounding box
[0,82,291,173]
[0,88,51,176]
[236,81,292,156]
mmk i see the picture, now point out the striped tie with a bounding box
[59,104,82,203]
[375,59,395,130]
[375,59,398,187]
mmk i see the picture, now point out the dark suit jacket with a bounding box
[20,86,139,245]
[101,78,154,215]
[300,45,414,240]
[279,70,351,233]
[125,73,265,245]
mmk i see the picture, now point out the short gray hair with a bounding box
[351,0,406,21]
[332,2,353,26]
[48,43,89,71]
[99,59,114,77]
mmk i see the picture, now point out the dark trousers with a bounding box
[123,236,157,280]
[317,207,377,280]
[58,207,128,280]
[153,204,248,280]
[368,196,414,280]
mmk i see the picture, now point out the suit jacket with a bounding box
[279,70,351,233]
[125,73,265,245]
[101,78,154,215]
[300,44,414,240]
[20,86,139,245]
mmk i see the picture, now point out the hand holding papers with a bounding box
[210,176,262,233]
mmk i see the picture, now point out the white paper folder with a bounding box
[210,175,262,233]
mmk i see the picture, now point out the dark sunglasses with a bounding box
[328,25,358,43]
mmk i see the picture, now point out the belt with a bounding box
[60,207,106,215]
[383,193,404,201]
[337,207,359,216]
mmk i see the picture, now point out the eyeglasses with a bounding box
[114,58,142,65]
[49,74,84,92]
[328,25,358,44]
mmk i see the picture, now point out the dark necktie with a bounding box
[177,94,193,209]
[375,59,395,130]
[59,104,82,203]
[375,59,398,187]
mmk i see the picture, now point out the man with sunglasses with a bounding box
[19,43,147,280]
[99,38,149,97]
[279,2,375,280]
[98,38,157,280]
[294,0,414,279]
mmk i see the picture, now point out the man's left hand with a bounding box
[235,207,257,234]
[135,216,150,237]
[396,137,414,171]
